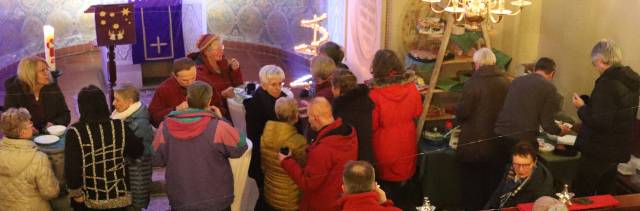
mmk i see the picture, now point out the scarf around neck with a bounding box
[111,102,142,120]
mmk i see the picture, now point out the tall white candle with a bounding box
[43,25,55,71]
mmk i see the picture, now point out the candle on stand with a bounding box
[43,25,56,71]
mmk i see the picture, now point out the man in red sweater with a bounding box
[279,97,358,211]
[340,161,401,211]
[149,58,200,127]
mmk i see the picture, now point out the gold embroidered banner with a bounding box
[93,3,136,46]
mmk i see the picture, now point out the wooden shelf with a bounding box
[443,57,473,65]
[420,88,446,95]
[426,113,455,121]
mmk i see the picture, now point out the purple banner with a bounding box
[128,0,181,8]
[131,0,184,63]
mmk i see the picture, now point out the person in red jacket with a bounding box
[340,161,401,211]
[189,33,244,119]
[369,49,423,208]
[279,97,358,211]
[148,58,205,127]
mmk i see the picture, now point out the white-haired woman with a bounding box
[261,97,307,210]
[455,47,510,210]
[4,56,70,133]
[572,39,640,196]
[243,64,288,209]
[0,108,59,210]
[111,84,154,210]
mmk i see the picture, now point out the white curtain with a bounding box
[327,0,347,47]
[344,0,383,82]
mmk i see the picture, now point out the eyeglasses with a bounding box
[512,162,534,169]
[206,45,224,52]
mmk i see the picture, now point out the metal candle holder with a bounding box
[556,184,575,206]
[417,197,436,211]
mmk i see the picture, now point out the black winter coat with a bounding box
[333,84,375,163]
[243,87,287,186]
[576,65,640,163]
[456,65,510,162]
[4,76,70,132]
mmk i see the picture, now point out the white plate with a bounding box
[557,135,577,146]
[539,142,555,152]
[34,135,60,145]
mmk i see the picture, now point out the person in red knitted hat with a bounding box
[189,34,244,120]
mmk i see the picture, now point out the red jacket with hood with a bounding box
[281,118,358,211]
[369,74,422,181]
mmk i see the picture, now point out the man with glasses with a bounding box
[485,142,554,209]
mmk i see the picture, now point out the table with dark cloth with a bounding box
[419,141,582,208]
[35,134,73,211]
[419,142,462,209]
[538,151,581,190]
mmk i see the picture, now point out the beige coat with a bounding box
[261,121,307,211]
[0,137,60,211]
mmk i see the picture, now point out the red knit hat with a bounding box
[196,34,222,52]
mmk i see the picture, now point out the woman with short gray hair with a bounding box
[0,108,60,210]
[111,83,154,210]
[473,47,497,68]
[244,65,290,202]
[572,39,640,196]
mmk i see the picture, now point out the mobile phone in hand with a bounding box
[280,147,290,155]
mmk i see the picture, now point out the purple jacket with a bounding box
[153,109,247,210]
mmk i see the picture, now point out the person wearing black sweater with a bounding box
[4,56,70,133]
[64,85,143,211]
[331,69,374,164]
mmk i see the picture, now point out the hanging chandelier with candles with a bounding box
[422,0,532,23]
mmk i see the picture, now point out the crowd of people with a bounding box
[0,33,638,211]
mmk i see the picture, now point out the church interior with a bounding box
[0,0,639,211]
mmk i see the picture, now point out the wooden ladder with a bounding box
[415,13,493,142]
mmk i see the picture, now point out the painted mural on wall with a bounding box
[0,0,97,70]
[206,0,326,53]
[0,0,327,69]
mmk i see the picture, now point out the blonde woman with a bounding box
[4,56,70,133]
[261,97,307,210]
[0,108,60,210]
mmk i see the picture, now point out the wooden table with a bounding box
[500,193,640,211]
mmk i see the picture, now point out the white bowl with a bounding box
[34,135,60,145]
[47,125,67,136]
